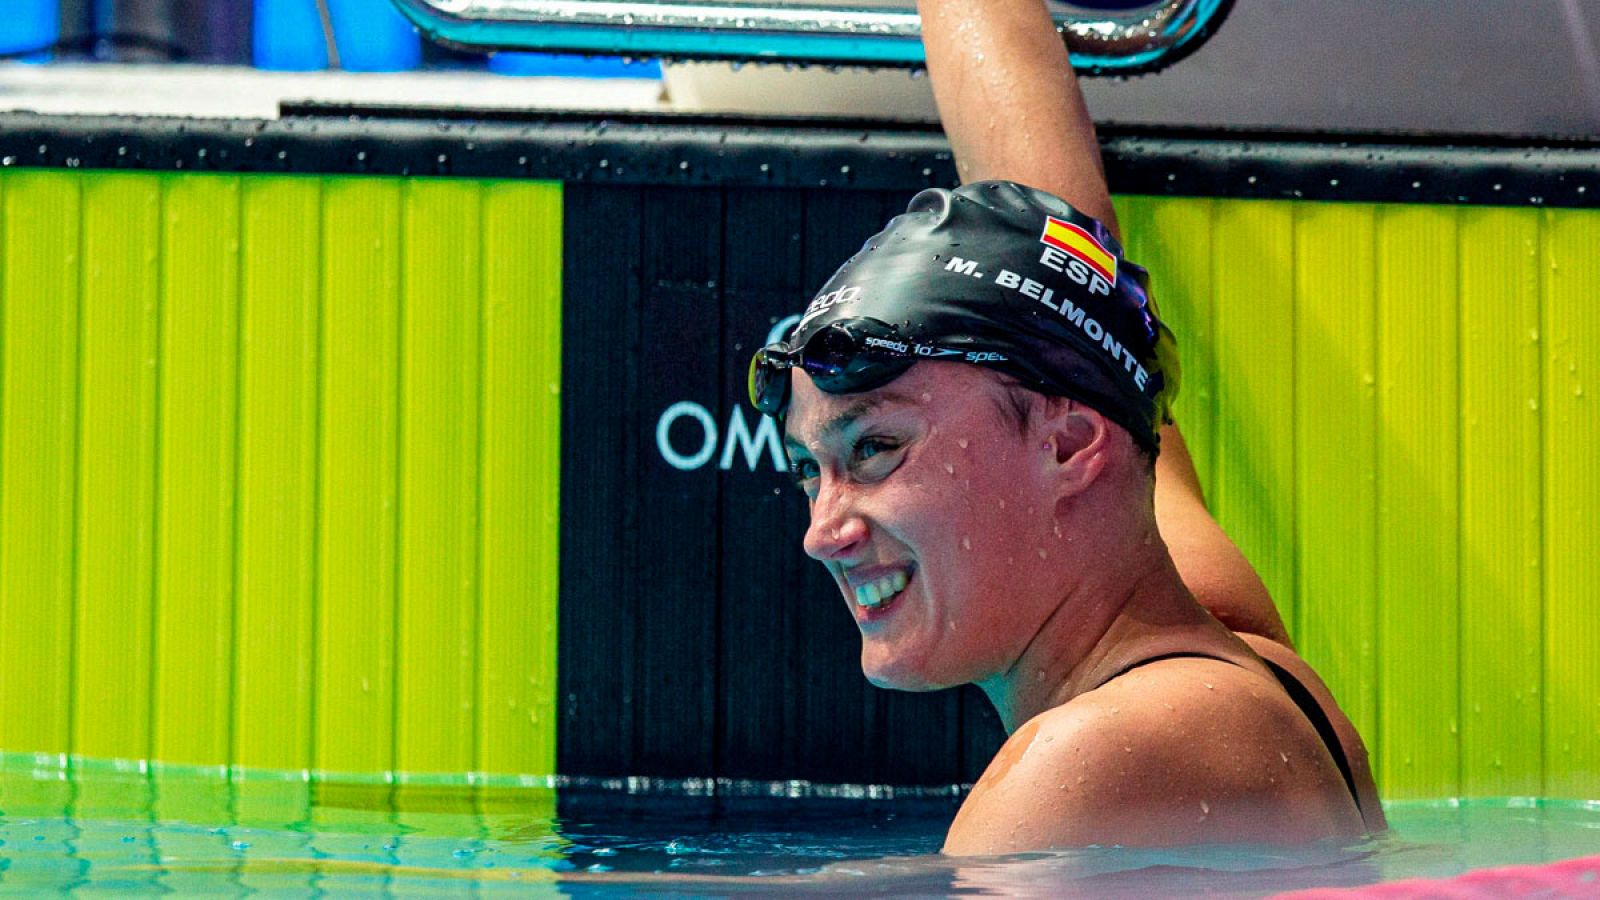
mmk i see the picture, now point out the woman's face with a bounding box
[783,363,1069,691]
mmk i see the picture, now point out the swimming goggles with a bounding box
[747,318,1033,417]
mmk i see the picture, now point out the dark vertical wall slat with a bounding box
[559,185,644,777]
[631,186,724,777]
[716,188,814,779]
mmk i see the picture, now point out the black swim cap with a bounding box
[759,180,1179,453]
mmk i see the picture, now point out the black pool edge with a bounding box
[0,109,1597,207]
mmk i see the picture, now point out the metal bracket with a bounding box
[390,0,1233,73]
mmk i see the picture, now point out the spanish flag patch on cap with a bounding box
[1040,216,1118,287]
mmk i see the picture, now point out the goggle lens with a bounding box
[747,322,916,417]
[747,345,794,416]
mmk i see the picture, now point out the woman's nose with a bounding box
[802,481,869,562]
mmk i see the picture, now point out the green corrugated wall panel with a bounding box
[1210,200,1298,626]
[0,169,561,779]
[1115,194,1596,799]
[1542,208,1600,798]
[75,173,162,759]
[477,181,562,777]
[1292,202,1379,740]
[317,178,402,774]
[1116,196,1217,487]
[397,179,484,774]
[1375,205,1462,798]
[233,176,321,771]
[1458,208,1543,796]
[0,171,80,752]
[153,175,242,765]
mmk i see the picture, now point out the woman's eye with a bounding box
[788,458,820,490]
[852,437,902,478]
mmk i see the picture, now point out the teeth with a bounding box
[854,570,911,608]
[859,583,882,607]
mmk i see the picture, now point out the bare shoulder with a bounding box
[943,659,1363,855]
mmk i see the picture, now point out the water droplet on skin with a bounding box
[1200,801,1210,815]
[920,392,932,403]
[1037,548,1048,559]
[1204,682,1214,690]
[944,463,955,475]
[1280,751,1289,762]
[962,537,972,550]
[958,438,969,449]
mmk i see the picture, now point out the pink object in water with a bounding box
[1275,854,1600,899]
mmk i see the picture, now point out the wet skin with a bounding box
[783,362,1076,692]
[783,362,1371,850]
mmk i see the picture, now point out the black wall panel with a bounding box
[560,183,1007,786]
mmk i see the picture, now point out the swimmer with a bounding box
[748,0,1384,852]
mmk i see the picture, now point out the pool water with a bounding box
[0,752,1596,896]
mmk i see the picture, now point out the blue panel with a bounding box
[255,0,421,71]
[489,52,662,79]
[254,0,328,70]
[328,0,422,71]
[0,0,57,58]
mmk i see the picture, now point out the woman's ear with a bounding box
[1038,396,1109,500]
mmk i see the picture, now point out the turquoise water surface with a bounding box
[0,752,1596,896]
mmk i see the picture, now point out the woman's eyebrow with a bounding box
[785,390,918,454]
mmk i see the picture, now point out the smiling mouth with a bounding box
[853,568,911,610]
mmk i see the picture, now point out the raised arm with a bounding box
[916,0,1291,646]
[917,0,1117,230]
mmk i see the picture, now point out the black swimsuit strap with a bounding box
[1103,650,1365,817]
[1258,657,1364,818]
